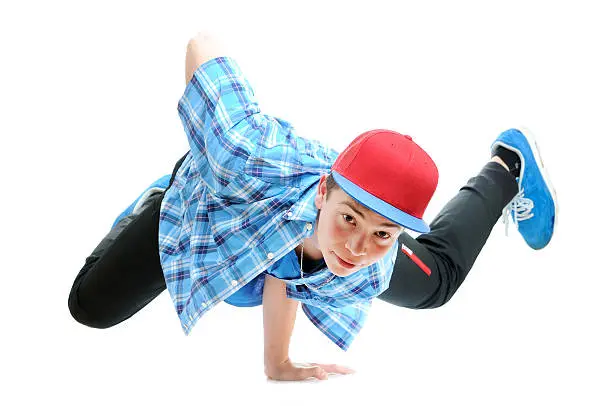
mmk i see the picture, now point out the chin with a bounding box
[323,250,365,277]
[328,267,349,277]
[328,263,363,277]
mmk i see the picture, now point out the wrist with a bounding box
[265,354,290,368]
[264,357,291,378]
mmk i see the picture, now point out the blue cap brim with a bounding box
[331,171,430,233]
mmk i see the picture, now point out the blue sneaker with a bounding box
[491,128,558,250]
[110,174,172,229]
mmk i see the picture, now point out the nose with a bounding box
[345,233,367,256]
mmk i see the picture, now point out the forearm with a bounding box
[185,31,228,85]
[262,275,298,370]
[261,275,354,381]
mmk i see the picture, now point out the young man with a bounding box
[68,33,557,381]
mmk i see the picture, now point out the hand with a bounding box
[265,359,355,381]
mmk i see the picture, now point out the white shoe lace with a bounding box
[502,188,534,236]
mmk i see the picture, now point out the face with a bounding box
[313,174,403,277]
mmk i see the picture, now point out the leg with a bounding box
[378,160,518,308]
[379,128,557,308]
[68,191,167,328]
[68,152,189,327]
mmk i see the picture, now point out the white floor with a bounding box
[2,1,610,405]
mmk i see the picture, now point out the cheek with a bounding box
[352,240,394,268]
[367,243,399,267]
[368,245,391,262]
[328,218,352,243]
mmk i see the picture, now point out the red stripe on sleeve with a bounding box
[401,244,432,276]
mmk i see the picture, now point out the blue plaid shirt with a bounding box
[158,57,397,350]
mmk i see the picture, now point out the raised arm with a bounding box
[177,32,260,196]
[185,31,227,85]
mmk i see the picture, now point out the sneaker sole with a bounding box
[133,187,166,215]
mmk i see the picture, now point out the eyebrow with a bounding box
[341,200,402,229]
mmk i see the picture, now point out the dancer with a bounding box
[68,33,557,381]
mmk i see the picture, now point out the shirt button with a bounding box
[267,253,274,260]
[287,211,293,217]
[306,223,313,231]
[231,280,238,287]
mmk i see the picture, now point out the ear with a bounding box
[314,174,329,209]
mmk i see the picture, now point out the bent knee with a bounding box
[378,288,450,309]
[68,289,117,329]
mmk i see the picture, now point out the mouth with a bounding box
[333,252,357,269]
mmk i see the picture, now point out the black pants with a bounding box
[68,154,187,328]
[68,158,518,328]
[379,161,518,308]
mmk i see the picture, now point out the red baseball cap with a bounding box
[331,129,438,233]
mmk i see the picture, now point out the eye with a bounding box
[375,231,391,239]
[343,214,356,224]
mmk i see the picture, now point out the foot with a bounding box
[110,174,172,229]
[491,128,558,249]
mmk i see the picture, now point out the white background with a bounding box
[1,0,610,405]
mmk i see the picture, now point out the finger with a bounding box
[312,363,356,375]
